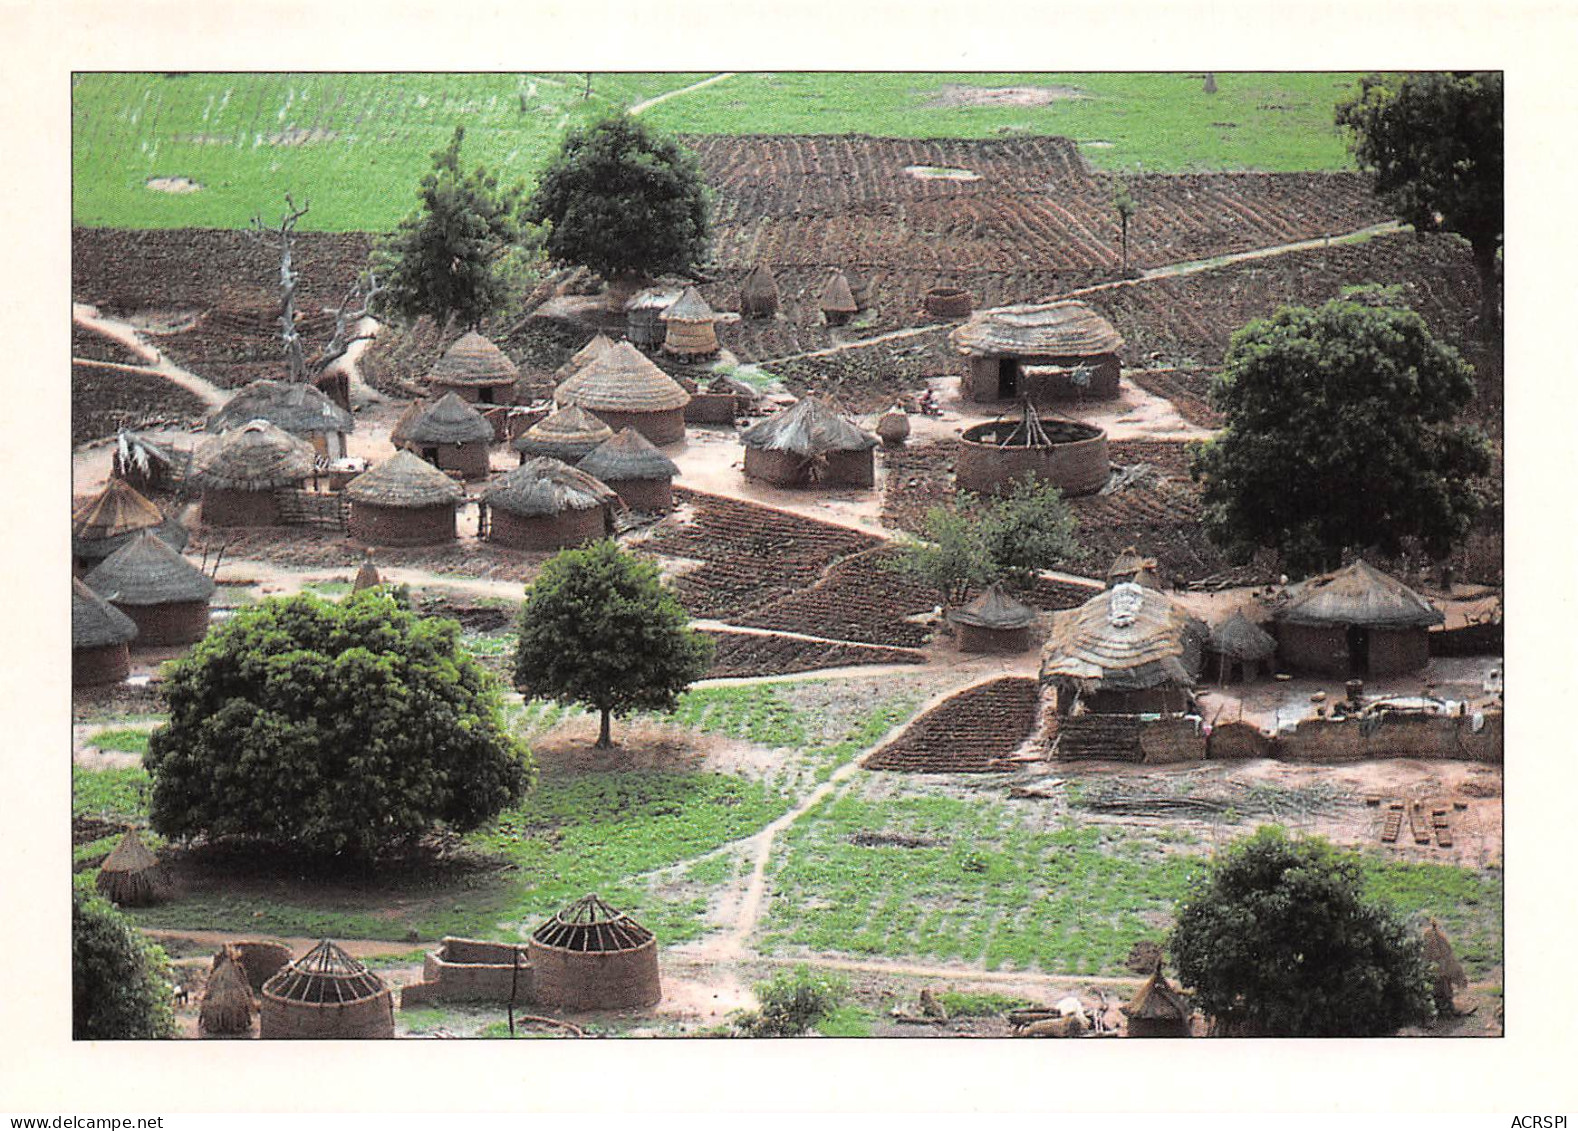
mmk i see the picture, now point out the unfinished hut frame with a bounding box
[259,939,394,1039]
[527,894,662,1011]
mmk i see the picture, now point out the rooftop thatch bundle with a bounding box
[660,286,715,324]
[820,270,858,316]
[950,583,1036,630]
[531,893,655,953]
[1041,582,1209,692]
[951,301,1124,357]
[428,330,519,387]
[200,947,256,1036]
[1422,919,1467,988]
[577,427,680,483]
[555,341,691,413]
[346,450,465,509]
[262,939,388,1005]
[188,420,316,491]
[484,457,618,517]
[1123,963,1191,1023]
[554,333,616,383]
[393,392,495,446]
[207,379,354,437]
[72,577,139,649]
[512,403,615,461]
[740,264,779,317]
[1274,560,1444,629]
[84,531,216,607]
[1210,609,1277,661]
[95,828,167,906]
[740,397,878,457]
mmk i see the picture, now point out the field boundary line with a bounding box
[629,73,739,116]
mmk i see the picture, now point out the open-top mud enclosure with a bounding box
[956,415,1110,496]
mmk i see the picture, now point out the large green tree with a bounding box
[1336,72,1503,338]
[514,540,714,749]
[373,125,531,329]
[1190,296,1491,574]
[73,890,177,1040]
[1169,827,1434,1037]
[525,114,710,284]
[146,590,533,860]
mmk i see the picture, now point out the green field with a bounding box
[72,71,1368,231]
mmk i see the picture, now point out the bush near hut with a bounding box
[72,890,177,1040]
[145,590,533,861]
[734,966,848,1037]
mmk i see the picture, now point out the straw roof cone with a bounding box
[531,893,656,952]
[554,333,616,383]
[484,457,618,517]
[1275,559,1444,629]
[1422,919,1467,988]
[1211,609,1277,661]
[95,828,168,906]
[394,392,495,446]
[577,427,680,483]
[352,553,381,593]
[200,948,256,1036]
[951,583,1036,631]
[189,420,315,491]
[820,270,858,316]
[741,397,877,457]
[207,379,354,436]
[85,531,216,607]
[513,403,615,461]
[952,301,1124,357]
[346,450,465,509]
[262,939,389,1006]
[555,340,691,413]
[1041,582,1209,692]
[1122,963,1191,1023]
[428,330,519,387]
[740,264,780,317]
[659,286,715,324]
[73,479,164,543]
[1106,546,1162,590]
[72,577,139,650]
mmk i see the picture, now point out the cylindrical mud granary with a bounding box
[950,584,1036,654]
[555,341,691,447]
[924,286,973,319]
[527,894,661,1012]
[344,451,463,548]
[259,939,395,1039]
[955,417,1110,497]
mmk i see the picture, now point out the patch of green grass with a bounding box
[662,684,811,749]
[935,990,1034,1018]
[816,1002,876,1037]
[462,631,518,660]
[362,948,429,969]
[1362,857,1503,979]
[302,579,352,597]
[84,727,152,755]
[73,766,151,819]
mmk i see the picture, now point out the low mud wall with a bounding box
[400,938,533,1007]
[1202,711,1502,764]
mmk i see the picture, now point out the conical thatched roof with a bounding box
[484,457,618,517]
[1106,546,1162,589]
[394,392,495,446]
[207,379,354,436]
[820,270,858,315]
[346,450,464,508]
[1123,964,1191,1022]
[531,893,655,953]
[1275,560,1444,629]
[262,939,389,1005]
[577,427,680,483]
[660,286,715,323]
[352,554,381,592]
[1041,582,1209,692]
[950,583,1036,630]
[951,301,1124,357]
[512,403,615,461]
[95,828,167,906]
[72,577,139,649]
[1422,919,1468,988]
[1210,609,1277,661]
[189,420,315,491]
[73,479,165,543]
[200,948,256,1035]
[428,331,519,387]
[556,341,691,413]
[740,397,878,456]
[554,333,616,383]
[85,531,216,606]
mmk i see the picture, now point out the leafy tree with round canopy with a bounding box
[145,590,533,860]
[525,114,710,285]
[1189,295,1491,574]
[73,889,177,1040]
[1169,827,1435,1037]
[1336,72,1502,339]
[373,125,533,329]
[514,540,714,749]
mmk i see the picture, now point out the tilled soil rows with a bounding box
[864,676,1041,773]
[699,629,927,679]
[731,546,940,648]
[72,324,145,366]
[72,361,208,446]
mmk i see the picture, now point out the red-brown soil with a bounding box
[73,323,145,366]
[864,676,1041,772]
[72,360,209,445]
[731,546,939,648]
[700,629,927,679]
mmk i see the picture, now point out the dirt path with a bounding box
[628,73,739,116]
[73,303,229,409]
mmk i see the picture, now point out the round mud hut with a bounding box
[1122,963,1192,1038]
[739,264,780,318]
[95,828,169,906]
[1040,582,1208,716]
[207,379,355,460]
[740,397,879,488]
[577,427,680,512]
[345,451,465,547]
[624,287,680,348]
[199,947,256,1037]
[259,939,395,1040]
[924,285,973,319]
[72,577,138,687]
[528,893,662,1011]
[954,402,1110,497]
[660,286,720,359]
[950,583,1037,654]
[84,531,216,647]
[555,341,692,445]
[1271,560,1444,678]
[482,458,618,551]
[513,404,615,465]
[72,478,189,574]
[427,330,520,405]
[820,270,859,326]
[392,391,495,480]
[1209,609,1278,684]
[1106,546,1163,590]
[188,420,316,527]
[952,301,1124,404]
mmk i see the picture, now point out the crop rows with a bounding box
[700,630,927,679]
[732,547,940,648]
[72,360,208,445]
[864,676,1041,773]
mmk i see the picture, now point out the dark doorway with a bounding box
[1346,624,1370,677]
[422,447,440,464]
[997,358,1020,399]
[479,386,496,405]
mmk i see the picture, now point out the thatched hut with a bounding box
[555,341,691,444]
[72,478,189,574]
[345,451,464,547]
[554,333,616,384]
[624,287,681,348]
[1040,582,1208,715]
[72,577,138,687]
[577,428,680,512]
[84,531,215,647]
[228,941,296,992]
[94,828,168,906]
[528,893,661,1011]
[427,330,519,404]
[950,584,1036,654]
[955,402,1110,497]
[259,939,394,1039]
[352,553,381,593]
[200,947,256,1037]
[1272,560,1443,677]
[392,391,495,480]
[1122,964,1192,1038]
[1106,546,1163,590]
[188,420,315,527]
[844,266,873,311]
[513,404,615,465]
[207,379,355,459]
[740,397,879,488]
[1422,919,1468,1015]
[483,458,618,551]
[820,270,858,326]
[952,301,1124,403]
[739,264,779,318]
[660,286,720,358]
[1209,609,1277,684]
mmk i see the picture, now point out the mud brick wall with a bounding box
[488,505,605,551]
[348,501,458,547]
[120,599,211,647]
[526,941,661,1011]
[260,992,394,1039]
[1275,712,1502,764]
[1139,716,1207,764]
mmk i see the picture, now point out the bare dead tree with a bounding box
[311,269,383,376]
